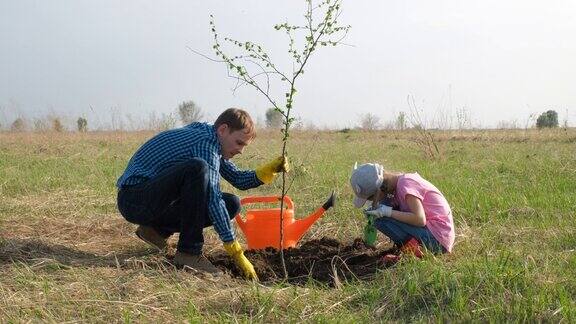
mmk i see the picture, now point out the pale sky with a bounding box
[1,0,575,129]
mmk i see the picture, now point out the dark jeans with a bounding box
[117,158,240,254]
[374,217,447,254]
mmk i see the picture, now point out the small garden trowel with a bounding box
[363,213,377,246]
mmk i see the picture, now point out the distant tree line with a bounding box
[0,106,567,132]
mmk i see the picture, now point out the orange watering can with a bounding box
[235,191,336,250]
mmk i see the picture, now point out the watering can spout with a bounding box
[291,190,336,242]
[322,190,336,210]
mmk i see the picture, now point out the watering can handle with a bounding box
[240,196,294,209]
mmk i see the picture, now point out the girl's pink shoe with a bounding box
[401,237,424,258]
[382,253,401,265]
[381,237,424,266]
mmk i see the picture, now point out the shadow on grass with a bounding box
[0,237,167,270]
[0,237,396,286]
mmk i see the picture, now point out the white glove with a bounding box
[364,204,393,218]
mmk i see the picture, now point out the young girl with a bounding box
[350,163,455,260]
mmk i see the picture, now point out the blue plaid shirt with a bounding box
[116,122,262,242]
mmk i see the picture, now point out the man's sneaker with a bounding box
[135,225,168,252]
[173,251,223,275]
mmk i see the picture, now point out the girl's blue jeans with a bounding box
[374,217,446,253]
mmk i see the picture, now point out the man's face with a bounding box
[217,124,253,160]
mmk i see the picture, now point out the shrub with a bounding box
[33,118,50,132]
[52,117,64,132]
[265,108,283,129]
[11,118,26,132]
[147,112,177,131]
[77,117,88,132]
[359,113,380,131]
[395,111,407,130]
[178,101,203,125]
[536,110,559,129]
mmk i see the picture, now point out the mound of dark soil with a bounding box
[210,237,396,285]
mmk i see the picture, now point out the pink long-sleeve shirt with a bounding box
[395,173,456,252]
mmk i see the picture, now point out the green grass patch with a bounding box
[0,129,575,321]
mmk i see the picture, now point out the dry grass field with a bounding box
[1,128,575,321]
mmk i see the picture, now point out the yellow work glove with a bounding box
[255,155,290,184]
[223,240,258,281]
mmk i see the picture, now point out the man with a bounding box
[116,108,288,280]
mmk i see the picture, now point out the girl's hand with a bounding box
[364,204,393,218]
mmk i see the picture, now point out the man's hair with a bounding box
[214,108,256,138]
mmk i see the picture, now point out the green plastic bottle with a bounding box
[363,214,377,246]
